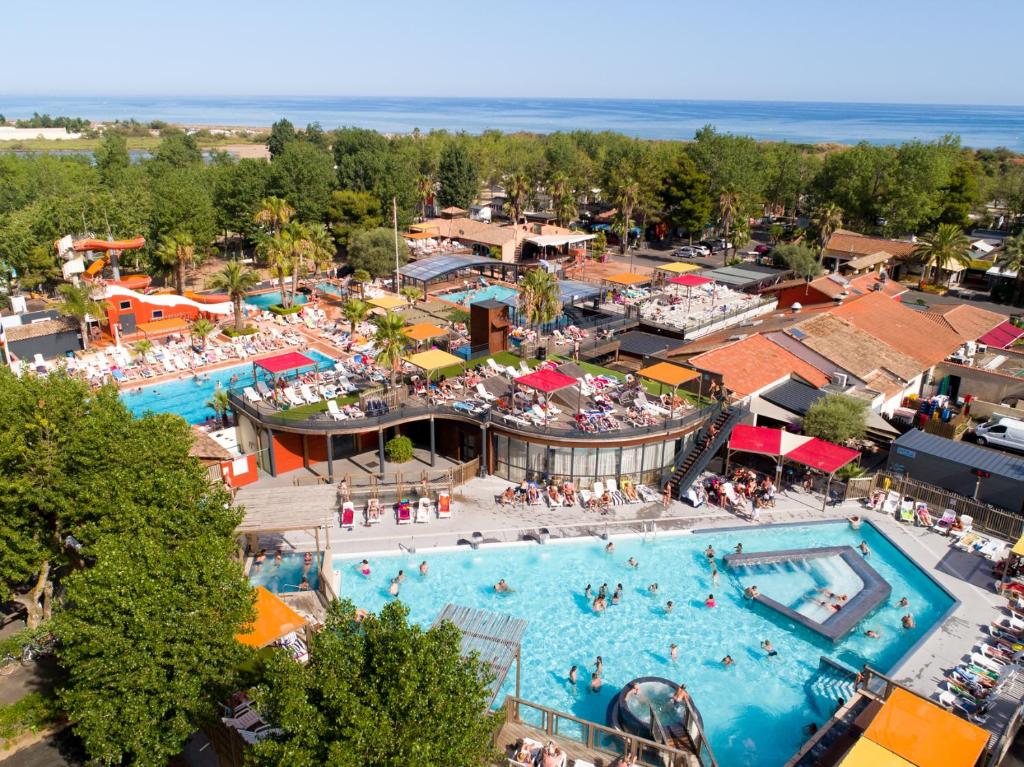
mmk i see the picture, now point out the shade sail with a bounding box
[656,262,701,274]
[404,348,462,371]
[525,233,596,247]
[137,317,189,335]
[979,320,1024,349]
[1012,534,1024,557]
[637,361,700,388]
[236,587,305,648]
[255,351,315,374]
[404,231,434,239]
[839,738,915,767]
[668,274,715,287]
[863,687,989,767]
[786,439,860,474]
[515,369,578,394]
[604,272,651,286]
[729,424,811,456]
[404,322,448,342]
[368,295,407,310]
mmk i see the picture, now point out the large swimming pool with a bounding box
[245,290,309,310]
[440,284,518,306]
[318,521,952,767]
[120,349,335,424]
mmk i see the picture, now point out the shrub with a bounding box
[385,435,414,464]
[448,308,470,325]
[222,325,258,338]
[0,693,62,744]
[269,304,303,316]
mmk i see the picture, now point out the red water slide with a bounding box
[71,237,146,252]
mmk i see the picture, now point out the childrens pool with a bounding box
[441,284,518,306]
[245,290,309,310]
[325,522,953,767]
[120,350,336,424]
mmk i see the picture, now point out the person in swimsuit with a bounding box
[396,570,405,584]
[627,557,639,569]
[897,597,909,608]
[590,672,602,692]
[671,684,690,705]
[648,583,659,595]
[744,585,759,600]
[253,549,266,571]
[358,559,371,576]
[605,542,615,554]
[705,545,715,562]
[568,665,578,686]
[494,579,513,593]
[705,594,717,607]
[721,655,734,667]
[388,578,399,596]
[902,614,915,629]
[670,643,679,662]
[665,600,674,614]
[419,561,428,576]
[761,640,778,657]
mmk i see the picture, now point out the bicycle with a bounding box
[0,653,17,676]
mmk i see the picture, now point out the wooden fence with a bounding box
[291,458,480,502]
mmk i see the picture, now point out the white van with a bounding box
[975,417,1024,452]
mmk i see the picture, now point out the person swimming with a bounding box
[710,564,719,585]
[627,557,639,569]
[419,561,429,576]
[705,545,716,562]
[902,614,916,629]
[761,640,778,657]
[665,600,674,614]
[864,629,881,638]
[612,589,621,606]
[625,682,640,700]
[734,543,743,554]
[859,541,870,558]
[253,549,266,571]
[744,585,759,600]
[585,584,592,599]
[590,672,602,692]
[897,597,909,608]
[388,578,399,596]
[397,569,405,584]
[648,583,659,594]
[299,576,310,591]
[595,656,603,674]
[494,579,513,593]
[671,684,689,705]
[721,655,734,667]
[593,595,607,613]
[705,594,717,607]
[358,559,371,576]
[605,542,615,554]
[670,643,679,662]
[568,665,578,686]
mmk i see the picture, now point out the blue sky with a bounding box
[3,0,1023,104]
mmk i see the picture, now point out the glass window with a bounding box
[575,447,596,479]
[151,310,163,319]
[508,437,527,471]
[493,434,508,467]
[551,447,573,478]
[119,300,131,310]
[620,445,643,477]
[595,447,619,478]
[526,442,548,479]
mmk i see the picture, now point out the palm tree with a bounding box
[190,317,215,350]
[504,172,531,261]
[351,268,372,297]
[304,222,335,281]
[400,286,423,305]
[718,187,741,263]
[253,196,294,236]
[207,261,260,332]
[58,283,106,351]
[133,339,153,363]
[912,224,971,289]
[548,172,578,227]
[811,202,844,266]
[996,234,1024,305]
[372,311,410,386]
[155,232,197,295]
[206,387,231,429]
[612,173,640,256]
[342,298,370,333]
[280,222,315,308]
[416,174,434,220]
[519,268,562,332]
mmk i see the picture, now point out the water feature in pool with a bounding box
[120,349,336,424]
[245,290,309,310]
[326,522,953,767]
[250,554,321,593]
[738,555,865,623]
[440,284,518,306]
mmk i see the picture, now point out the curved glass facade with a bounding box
[492,433,694,487]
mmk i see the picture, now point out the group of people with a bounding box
[498,479,578,508]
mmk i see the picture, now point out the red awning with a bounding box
[668,275,714,287]
[729,424,789,456]
[785,439,860,474]
[515,369,578,394]
[254,351,316,374]
[979,321,1024,350]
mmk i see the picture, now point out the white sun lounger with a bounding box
[284,387,304,407]
[327,400,348,420]
[486,358,503,374]
[475,383,497,402]
[243,387,261,404]
[299,384,320,404]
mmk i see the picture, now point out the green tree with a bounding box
[718,187,741,261]
[348,227,409,279]
[591,230,607,260]
[269,142,337,222]
[190,317,215,349]
[211,159,271,246]
[94,131,130,184]
[155,231,198,295]
[327,190,383,251]
[400,286,423,304]
[437,141,478,209]
[995,234,1024,305]
[150,168,216,245]
[811,202,844,265]
[207,261,260,332]
[802,394,868,444]
[206,387,231,429]
[304,222,336,280]
[251,600,495,767]
[254,195,295,237]
[772,243,823,282]
[416,173,434,220]
[149,132,202,170]
[519,268,562,330]
[688,126,765,213]
[133,339,153,358]
[57,283,105,353]
[372,311,410,386]
[660,153,712,242]
[608,165,640,256]
[268,118,298,159]
[342,298,370,333]
[912,223,971,288]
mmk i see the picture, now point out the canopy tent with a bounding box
[1012,534,1024,557]
[637,362,701,419]
[367,294,407,311]
[668,274,714,287]
[655,262,701,275]
[236,587,306,649]
[729,424,812,456]
[839,738,915,767]
[403,231,434,239]
[404,348,462,373]
[254,351,316,375]
[515,369,577,394]
[524,233,596,248]
[862,687,989,767]
[979,320,1024,349]
[786,439,861,474]
[603,272,652,287]
[403,322,449,343]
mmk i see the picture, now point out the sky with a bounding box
[3,0,1023,105]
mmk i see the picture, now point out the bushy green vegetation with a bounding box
[385,434,414,463]
[803,394,868,444]
[0,693,62,744]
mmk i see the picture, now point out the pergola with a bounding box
[367,294,407,311]
[668,273,715,311]
[403,322,449,348]
[726,424,860,510]
[655,262,701,277]
[398,253,519,292]
[252,351,317,401]
[432,604,528,706]
[404,348,463,383]
[235,586,306,649]
[636,361,700,417]
[603,272,652,288]
[514,368,578,423]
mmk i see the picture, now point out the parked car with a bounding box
[673,246,698,258]
[754,244,772,254]
[703,239,733,253]
[974,417,1024,452]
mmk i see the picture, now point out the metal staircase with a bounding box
[666,405,744,498]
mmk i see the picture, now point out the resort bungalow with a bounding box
[823,230,918,277]
[763,272,907,309]
[410,217,594,265]
[1,311,82,363]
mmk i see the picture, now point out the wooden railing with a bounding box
[293,462,480,501]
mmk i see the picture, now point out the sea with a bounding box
[2,95,1024,148]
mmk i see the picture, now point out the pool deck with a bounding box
[236,475,1009,712]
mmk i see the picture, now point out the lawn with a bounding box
[274,393,359,420]
[0,693,62,745]
[549,355,707,406]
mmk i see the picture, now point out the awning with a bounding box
[525,233,596,247]
[656,262,701,274]
[515,369,578,394]
[557,279,602,304]
[839,739,915,767]
[137,317,189,336]
[785,439,860,474]
[368,295,407,310]
[404,348,462,371]
[637,362,699,388]
[748,396,801,424]
[862,687,989,767]
[729,424,811,456]
[255,351,315,375]
[986,265,1018,279]
[604,272,652,286]
[404,322,448,342]
[668,274,715,287]
[1012,534,1024,557]
[979,320,1024,349]
[236,587,306,648]
[404,231,434,240]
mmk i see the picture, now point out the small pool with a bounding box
[440,284,518,306]
[738,555,865,623]
[317,522,953,767]
[315,282,345,298]
[120,349,336,424]
[246,290,309,310]
[250,554,321,593]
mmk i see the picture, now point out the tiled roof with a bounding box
[189,426,232,462]
[830,292,962,367]
[921,303,1006,343]
[790,313,921,383]
[825,230,918,259]
[5,316,78,341]
[844,250,894,270]
[689,334,830,397]
[846,272,908,299]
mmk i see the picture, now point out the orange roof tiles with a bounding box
[922,303,1006,343]
[826,230,918,259]
[689,334,829,397]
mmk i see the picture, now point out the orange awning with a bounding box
[404,323,448,342]
[137,317,189,336]
[863,688,989,767]
[637,361,700,388]
[603,272,651,286]
[839,738,915,767]
[236,586,306,648]
[404,231,434,240]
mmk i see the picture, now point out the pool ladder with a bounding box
[642,521,657,542]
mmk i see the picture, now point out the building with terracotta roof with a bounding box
[688,334,830,398]
[764,271,906,309]
[410,217,591,263]
[921,303,1006,344]
[824,229,918,266]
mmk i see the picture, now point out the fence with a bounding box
[867,471,1024,541]
[292,459,480,501]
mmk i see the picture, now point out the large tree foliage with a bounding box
[251,600,496,767]
[327,190,383,251]
[348,227,408,278]
[268,118,298,159]
[772,242,823,281]
[269,141,336,222]
[660,153,713,239]
[802,394,867,444]
[437,141,479,209]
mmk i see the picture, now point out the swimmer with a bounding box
[303,551,313,569]
[665,600,674,614]
[705,545,716,562]
[494,579,513,593]
[605,542,615,554]
[595,656,603,675]
[670,643,679,662]
[599,583,609,598]
[901,614,915,630]
[859,541,870,558]
[612,590,621,606]
[897,597,909,608]
[585,584,592,599]
[721,655,734,667]
[627,557,639,569]
[419,561,429,577]
[864,629,881,639]
[626,682,640,699]
[299,576,310,591]
[711,565,719,586]
[744,585,759,600]
[761,640,778,657]
[253,549,266,571]
[648,583,659,594]
[273,550,283,565]
[388,578,399,596]
[590,672,602,692]
[705,593,716,608]
[358,559,371,576]
[671,684,689,705]
[735,543,743,554]
[593,596,607,613]
[397,569,405,584]
[568,665,578,686]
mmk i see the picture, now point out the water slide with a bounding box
[55,235,147,282]
[103,284,234,316]
[70,237,146,252]
[185,290,230,304]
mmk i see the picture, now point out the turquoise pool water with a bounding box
[120,350,335,424]
[441,284,518,306]
[736,555,865,623]
[315,282,345,297]
[251,555,321,593]
[325,522,953,767]
[245,290,309,310]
